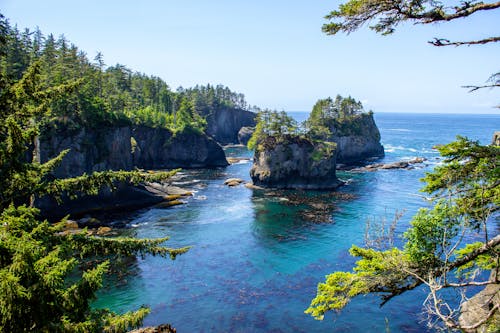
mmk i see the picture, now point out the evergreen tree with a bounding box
[306,137,499,330]
[307,2,500,329]
[0,14,189,331]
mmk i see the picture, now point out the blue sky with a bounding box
[2,0,499,113]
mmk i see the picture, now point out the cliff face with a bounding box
[329,113,384,164]
[204,108,256,144]
[41,125,228,178]
[250,135,342,190]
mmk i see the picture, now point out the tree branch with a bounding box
[419,1,500,23]
[429,36,500,47]
[463,83,500,92]
[380,234,500,305]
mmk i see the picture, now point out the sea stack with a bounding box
[250,134,342,189]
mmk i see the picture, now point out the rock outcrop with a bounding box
[459,271,500,332]
[493,131,500,146]
[203,108,256,144]
[350,157,427,172]
[38,125,226,218]
[36,180,193,220]
[41,125,228,179]
[250,135,342,190]
[238,126,255,145]
[329,113,384,164]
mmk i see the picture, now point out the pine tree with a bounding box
[0,15,188,331]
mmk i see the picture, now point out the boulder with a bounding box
[224,178,245,187]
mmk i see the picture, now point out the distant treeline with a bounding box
[1,21,254,133]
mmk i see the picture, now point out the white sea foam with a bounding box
[387,128,412,132]
[384,144,424,154]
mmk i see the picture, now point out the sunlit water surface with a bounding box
[94,112,499,332]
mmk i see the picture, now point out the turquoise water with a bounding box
[94,113,499,332]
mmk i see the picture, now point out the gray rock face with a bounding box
[330,113,384,164]
[250,135,342,189]
[41,125,228,178]
[204,108,256,144]
[238,126,255,145]
[459,271,499,332]
[493,131,500,146]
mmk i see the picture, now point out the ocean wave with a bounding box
[384,144,427,154]
[386,128,412,132]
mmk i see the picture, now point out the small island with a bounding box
[305,95,384,164]
[247,110,338,189]
[248,96,384,189]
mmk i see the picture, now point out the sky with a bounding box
[2,0,499,113]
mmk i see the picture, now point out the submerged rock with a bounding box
[250,135,342,190]
[227,157,251,164]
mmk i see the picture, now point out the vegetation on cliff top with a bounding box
[248,95,370,153]
[1,17,253,135]
[305,95,376,139]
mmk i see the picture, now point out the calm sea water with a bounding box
[95,112,499,332]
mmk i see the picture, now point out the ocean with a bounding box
[94,112,499,332]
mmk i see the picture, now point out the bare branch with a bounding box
[444,280,498,288]
[429,36,500,47]
[463,83,500,92]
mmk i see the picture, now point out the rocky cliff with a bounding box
[329,113,384,164]
[38,125,228,218]
[250,135,342,190]
[203,108,256,144]
[41,125,228,179]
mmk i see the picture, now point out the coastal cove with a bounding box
[93,112,500,332]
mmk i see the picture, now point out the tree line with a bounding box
[247,94,371,149]
[1,20,252,134]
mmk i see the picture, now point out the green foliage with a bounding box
[247,109,298,150]
[0,205,188,332]
[322,0,500,41]
[0,13,189,331]
[306,138,500,329]
[403,202,460,266]
[306,246,408,319]
[305,95,371,139]
[0,17,251,134]
[311,141,336,162]
[422,136,500,225]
